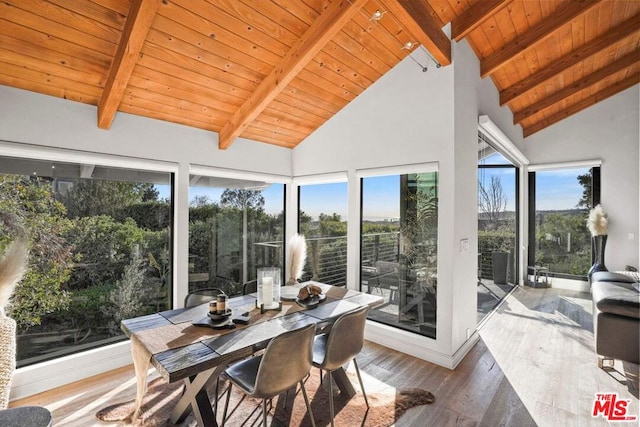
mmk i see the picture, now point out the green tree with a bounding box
[536,212,591,275]
[58,180,147,219]
[102,252,147,335]
[319,213,347,237]
[220,189,265,211]
[576,173,592,209]
[139,183,159,202]
[0,175,73,327]
[64,215,145,289]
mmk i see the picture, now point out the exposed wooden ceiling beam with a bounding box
[383,0,451,66]
[500,14,640,106]
[481,0,601,78]
[451,0,514,42]
[218,0,369,150]
[523,72,640,137]
[513,50,639,124]
[98,0,161,129]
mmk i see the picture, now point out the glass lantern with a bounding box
[257,267,282,313]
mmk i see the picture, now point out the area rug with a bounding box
[96,367,435,427]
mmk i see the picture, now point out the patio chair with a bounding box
[221,323,316,427]
[312,305,369,427]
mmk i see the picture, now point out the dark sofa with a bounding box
[591,271,640,366]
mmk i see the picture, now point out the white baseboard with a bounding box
[10,340,132,401]
[539,276,590,293]
[364,320,479,370]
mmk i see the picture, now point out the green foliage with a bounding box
[139,183,160,202]
[576,173,593,209]
[319,213,347,237]
[64,215,145,289]
[102,252,148,335]
[116,200,171,231]
[220,189,265,210]
[400,174,438,267]
[58,179,147,219]
[362,221,398,234]
[535,211,591,275]
[42,283,114,332]
[0,175,73,328]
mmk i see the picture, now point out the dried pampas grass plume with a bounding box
[587,204,608,236]
[0,238,29,317]
[287,233,307,286]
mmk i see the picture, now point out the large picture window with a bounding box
[188,175,285,295]
[298,182,348,286]
[0,156,173,368]
[360,171,438,338]
[529,166,600,278]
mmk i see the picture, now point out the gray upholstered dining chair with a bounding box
[184,287,225,308]
[221,323,317,427]
[312,305,369,427]
[242,279,257,295]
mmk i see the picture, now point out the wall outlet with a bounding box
[460,238,469,252]
[628,233,635,240]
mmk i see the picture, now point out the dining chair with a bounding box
[312,305,369,427]
[184,287,225,308]
[242,279,257,295]
[221,323,317,427]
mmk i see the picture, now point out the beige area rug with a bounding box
[96,367,434,427]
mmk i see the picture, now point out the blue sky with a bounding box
[478,166,588,211]
[299,182,349,220]
[299,177,402,221]
[155,166,588,217]
[535,167,589,210]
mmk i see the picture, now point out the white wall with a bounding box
[524,86,640,271]
[451,40,483,352]
[293,39,529,367]
[0,86,291,173]
[293,40,528,366]
[295,49,463,365]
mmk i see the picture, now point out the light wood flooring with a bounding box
[11,286,639,426]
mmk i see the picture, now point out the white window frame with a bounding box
[1,140,178,401]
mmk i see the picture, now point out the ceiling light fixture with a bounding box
[402,41,417,50]
[369,9,386,21]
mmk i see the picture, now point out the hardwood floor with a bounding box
[11,286,639,426]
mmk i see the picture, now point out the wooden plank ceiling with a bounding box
[0,1,638,149]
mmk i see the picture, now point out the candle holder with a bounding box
[257,267,282,313]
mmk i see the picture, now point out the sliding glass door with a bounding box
[477,136,519,323]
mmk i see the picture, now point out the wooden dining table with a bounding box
[121,281,383,427]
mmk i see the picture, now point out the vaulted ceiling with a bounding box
[1,0,638,149]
